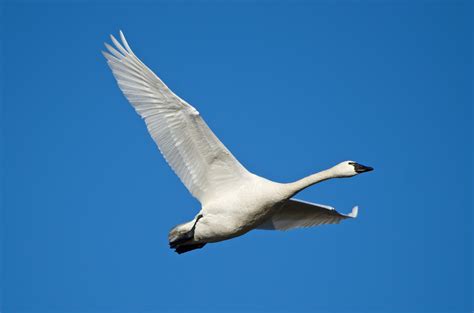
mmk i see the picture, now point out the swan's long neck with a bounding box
[285,168,338,197]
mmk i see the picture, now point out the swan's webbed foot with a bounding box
[175,243,206,254]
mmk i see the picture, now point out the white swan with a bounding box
[103,31,373,254]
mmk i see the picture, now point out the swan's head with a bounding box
[332,161,374,177]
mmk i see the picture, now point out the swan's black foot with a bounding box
[175,243,206,254]
[169,214,203,249]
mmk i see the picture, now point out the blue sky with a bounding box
[1,1,472,313]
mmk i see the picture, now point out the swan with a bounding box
[103,31,374,254]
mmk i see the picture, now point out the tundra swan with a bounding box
[103,31,373,254]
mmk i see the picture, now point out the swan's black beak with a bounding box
[354,163,374,173]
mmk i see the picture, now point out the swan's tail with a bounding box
[168,216,206,254]
[168,221,194,244]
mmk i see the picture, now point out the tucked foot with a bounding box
[175,243,207,254]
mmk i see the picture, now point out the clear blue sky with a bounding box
[1,1,472,313]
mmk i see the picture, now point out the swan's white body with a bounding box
[192,175,287,243]
[103,32,372,253]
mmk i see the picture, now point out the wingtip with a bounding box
[348,206,358,218]
[101,50,118,62]
[109,34,118,46]
[119,30,132,53]
[101,50,111,59]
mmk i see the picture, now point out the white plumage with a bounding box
[103,31,373,254]
[103,32,249,203]
[257,199,358,230]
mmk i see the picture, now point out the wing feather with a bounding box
[103,31,250,203]
[258,198,358,231]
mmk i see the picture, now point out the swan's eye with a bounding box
[348,162,355,165]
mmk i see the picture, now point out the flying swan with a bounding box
[103,31,374,254]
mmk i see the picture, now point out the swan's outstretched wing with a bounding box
[257,199,358,231]
[103,31,250,203]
